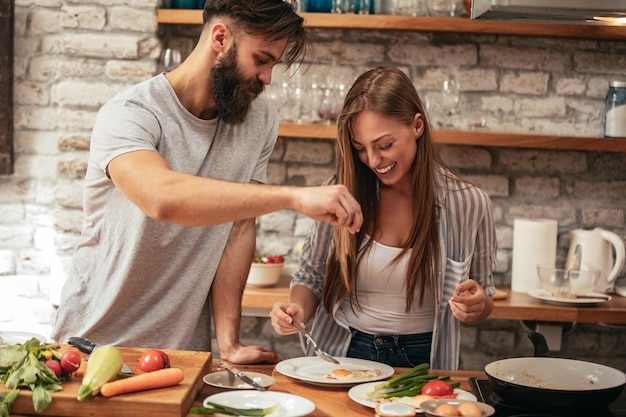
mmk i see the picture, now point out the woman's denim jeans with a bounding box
[347,328,432,367]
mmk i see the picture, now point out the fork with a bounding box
[280,307,340,365]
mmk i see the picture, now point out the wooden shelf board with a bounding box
[278,123,626,152]
[157,9,626,40]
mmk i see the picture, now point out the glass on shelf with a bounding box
[423,75,462,129]
[159,47,182,73]
[391,0,427,16]
[426,0,466,17]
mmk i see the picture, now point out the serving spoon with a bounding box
[280,307,340,365]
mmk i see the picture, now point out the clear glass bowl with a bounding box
[536,264,601,296]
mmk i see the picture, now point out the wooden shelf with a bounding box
[157,9,626,152]
[279,123,626,152]
[157,9,626,40]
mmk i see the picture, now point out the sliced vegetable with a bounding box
[76,346,124,401]
[100,367,184,397]
[190,401,282,416]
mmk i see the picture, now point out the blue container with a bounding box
[171,0,197,9]
[306,0,332,12]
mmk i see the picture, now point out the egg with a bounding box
[326,368,382,380]
[434,404,460,417]
[457,402,482,417]
[375,402,416,417]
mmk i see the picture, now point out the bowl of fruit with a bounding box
[246,256,285,287]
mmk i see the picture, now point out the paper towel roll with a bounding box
[511,218,558,294]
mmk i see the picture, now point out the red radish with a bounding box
[60,350,82,374]
[45,360,63,377]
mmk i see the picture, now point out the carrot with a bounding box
[99,367,185,398]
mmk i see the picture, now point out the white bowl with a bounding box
[246,262,284,287]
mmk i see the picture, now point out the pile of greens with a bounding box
[364,363,460,400]
[0,337,64,417]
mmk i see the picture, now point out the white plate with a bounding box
[203,391,315,417]
[0,331,47,345]
[275,356,394,388]
[348,382,477,410]
[203,371,275,390]
[528,288,611,306]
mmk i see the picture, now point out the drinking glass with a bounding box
[426,0,465,16]
[392,0,427,16]
[159,48,182,73]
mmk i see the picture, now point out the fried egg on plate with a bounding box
[322,368,382,380]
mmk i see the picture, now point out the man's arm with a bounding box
[210,208,279,364]
[107,150,362,232]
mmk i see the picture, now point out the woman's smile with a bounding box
[375,162,396,175]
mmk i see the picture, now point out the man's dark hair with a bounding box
[202,0,309,68]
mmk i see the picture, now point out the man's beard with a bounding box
[212,44,265,124]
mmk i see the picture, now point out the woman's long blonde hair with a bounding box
[323,67,446,315]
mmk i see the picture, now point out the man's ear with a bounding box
[210,23,230,53]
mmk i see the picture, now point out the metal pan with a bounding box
[485,332,626,410]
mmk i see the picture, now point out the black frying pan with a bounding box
[484,332,626,410]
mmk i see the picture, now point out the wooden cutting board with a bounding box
[4,345,212,417]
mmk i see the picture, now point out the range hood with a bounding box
[471,0,626,25]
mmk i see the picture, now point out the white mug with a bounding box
[566,228,625,294]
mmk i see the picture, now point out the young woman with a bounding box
[271,67,497,369]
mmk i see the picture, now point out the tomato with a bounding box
[60,350,81,375]
[253,255,285,264]
[138,349,170,372]
[421,379,454,397]
[45,360,63,378]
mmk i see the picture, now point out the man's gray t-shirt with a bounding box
[52,74,278,350]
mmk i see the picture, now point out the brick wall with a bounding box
[2,1,625,370]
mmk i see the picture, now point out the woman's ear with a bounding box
[413,112,425,139]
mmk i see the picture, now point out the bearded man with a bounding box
[52,0,363,365]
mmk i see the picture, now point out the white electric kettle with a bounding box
[566,228,625,294]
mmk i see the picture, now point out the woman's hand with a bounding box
[449,279,493,324]
[270,302,306,335]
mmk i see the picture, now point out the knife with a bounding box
[217,360,266,391]
[68,336,133,374]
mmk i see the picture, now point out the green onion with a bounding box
[190,401,282,416]
[364,364,461,400]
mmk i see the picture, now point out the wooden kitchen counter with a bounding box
[187,362,485,417]
[242,286,626,324]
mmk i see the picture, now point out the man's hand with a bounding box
[293,185,363,234]
[449,279,493,324]
[220,344,280,365]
